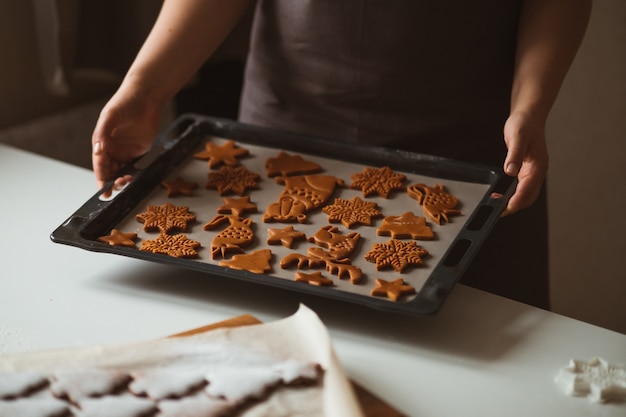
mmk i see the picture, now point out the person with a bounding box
[91,0,591,309]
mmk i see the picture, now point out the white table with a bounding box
[1,143,624,416]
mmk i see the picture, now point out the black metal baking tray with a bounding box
[51,114,515,315]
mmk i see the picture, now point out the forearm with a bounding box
[511,0,592,121]
[121,0,252,107]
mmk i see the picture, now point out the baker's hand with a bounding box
[501,110,549,216]
[91,87,163,190]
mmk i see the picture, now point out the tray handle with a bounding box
[423,174,517,305]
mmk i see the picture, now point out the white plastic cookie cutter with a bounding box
[554,357,626,403]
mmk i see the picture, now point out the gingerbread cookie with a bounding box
[371,278,416,302]
[376,212,434,240]
[364,239,429,272]
[216,196,258,217]
[322,196,383,228]
[266,226,307,248]
[140,233,201,258]
[160,177,199,197]
[265,151,322,177]
[263,175,344,223]
[193,140,249,169]
[219,249,273,274]
[281,226,363,284]
[204,215,254,259]
[97,229,138,248]
[135,203,196,234]
[350,166,406,198]
[407,183,461,225]
[206,166,260,196]
[294,271,334,287]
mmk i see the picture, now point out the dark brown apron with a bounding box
[239,0,550,309]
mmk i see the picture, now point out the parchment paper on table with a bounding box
[0,305,364,417]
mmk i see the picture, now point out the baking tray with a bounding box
[51,114,516,316]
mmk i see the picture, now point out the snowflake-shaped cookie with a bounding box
[364,239,429,272]
[140,233,201,258]
[350,166,406,198]
[193,140,249,168]
[206,166,260,195]
[135,203,196,234]
[555,357,626,403]
[322,196,383,228]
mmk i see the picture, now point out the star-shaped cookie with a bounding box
[370,278,416,302]
[160,177,199,197]
[266,226,307,248]
[217,196,258,217]
[97,229,138,248]
[193,140,249,169]
[322,196,382,228]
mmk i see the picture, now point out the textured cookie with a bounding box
[322,196,383,228]
[140,233,201,258]
[160,176,199,197]
[263,175,344,223]
[364,239,429,272]
[219,249,273,274]
[407,183,461,225]
[370,278,416,302]
[206,166,260,195]
[266,226,307,248]
[193,139,249,169]
[350,166,406,198]
[265,151,322,177]
[135,203,196,234]
[294,271,334,287]
[216,196,258,217]
[376,212,434,240]
[97,229,138,248]
[204,215,254,259]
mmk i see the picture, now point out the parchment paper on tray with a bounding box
[0,305,364,417]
